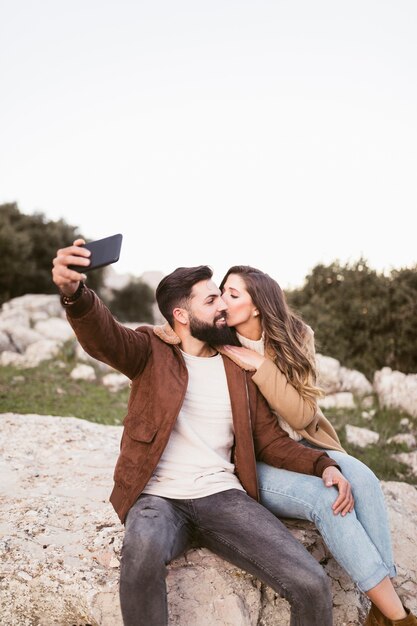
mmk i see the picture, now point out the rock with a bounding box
[0,293,62,318]
[380,481,417,607]
[0,324,43,353]
[1,413,416,626]
[361,395,375,409]
[70,364,96,381]
[0,340,61,368]
[316,354,342,393]
[391,451,417,477]
[316,355,373,399]
[339,367,373,397]
[0,293,71,369]
[0,329,13,352]
[102,373,130,392]
[75,343,114,373]
[0,309,31,329]
[361,409,376,421]
[345,424,380,448]
[319,391,356,410]
[387,434,416,449]
[33,318,75,342]
[0,350,27,367]
[24,339,61,367]
[374,367,417,418]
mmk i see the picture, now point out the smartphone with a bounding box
[68,233,123,272]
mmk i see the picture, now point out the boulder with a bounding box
[318,391,356,410]
[345,424,380,448]
[1,413,416,626]
[70,364,97,382]
[374,368,417,418]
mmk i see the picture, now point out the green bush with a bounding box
[107,279,155,323]
[286,259,417,378]
[0,202,104,304]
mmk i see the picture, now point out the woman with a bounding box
[220,265,416,626]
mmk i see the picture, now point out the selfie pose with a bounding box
[52,240,351,626]
[220,265,416,626]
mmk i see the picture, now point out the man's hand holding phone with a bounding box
[52,233,123,298]
[52,239,91,297]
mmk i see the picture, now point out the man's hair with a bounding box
[156,265,213,326]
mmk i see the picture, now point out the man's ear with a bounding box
[173,307,189,326]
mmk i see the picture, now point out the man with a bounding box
[52,239,352,626]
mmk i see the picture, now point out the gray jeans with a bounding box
[119,489,333,626]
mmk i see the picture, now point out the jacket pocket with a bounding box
[113,420,158,492]
[125,418,158,443]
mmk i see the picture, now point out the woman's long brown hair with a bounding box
[220,266,324,407]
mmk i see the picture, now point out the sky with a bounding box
[1,1,416,289]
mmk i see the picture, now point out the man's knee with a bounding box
[120,536,170,593]
[122,508,170,579]
[294,563,332,608]
[291,570,333,625]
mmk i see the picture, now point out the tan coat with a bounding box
[222,329,346,453]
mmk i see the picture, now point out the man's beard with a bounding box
[189,314,237,345]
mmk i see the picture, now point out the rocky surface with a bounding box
[1,413,416,626]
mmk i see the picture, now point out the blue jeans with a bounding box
[258,444,397,592]
[119,489,333,626]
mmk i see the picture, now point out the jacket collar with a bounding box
[153,322,181,345]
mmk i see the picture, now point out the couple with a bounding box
[52,241,415,626]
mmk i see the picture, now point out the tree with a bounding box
[388,266,417,373]
[286,259,416,378]
[0,203,105,304]
[107,279,155,323]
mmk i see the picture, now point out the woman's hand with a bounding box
[321,466,355,516]
[223,345,266,370]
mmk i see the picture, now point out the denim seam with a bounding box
[356,562,391,592]
[259,487,316,518]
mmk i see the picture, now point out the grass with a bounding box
[0,342,130,425]
[327,403,417,484]
[1,345,416,483]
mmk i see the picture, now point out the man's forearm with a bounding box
[65,286,146,379]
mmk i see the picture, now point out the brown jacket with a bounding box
[65,287,338,523]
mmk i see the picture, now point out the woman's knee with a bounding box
[311,484,339,519]
[329,453,381,489]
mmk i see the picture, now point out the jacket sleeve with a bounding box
[64,286,151,380]
[251,380,338,477]
[250,327,318,430]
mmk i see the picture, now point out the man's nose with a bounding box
[218,297,228,311]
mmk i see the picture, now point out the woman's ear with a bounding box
[253,310,259,317]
